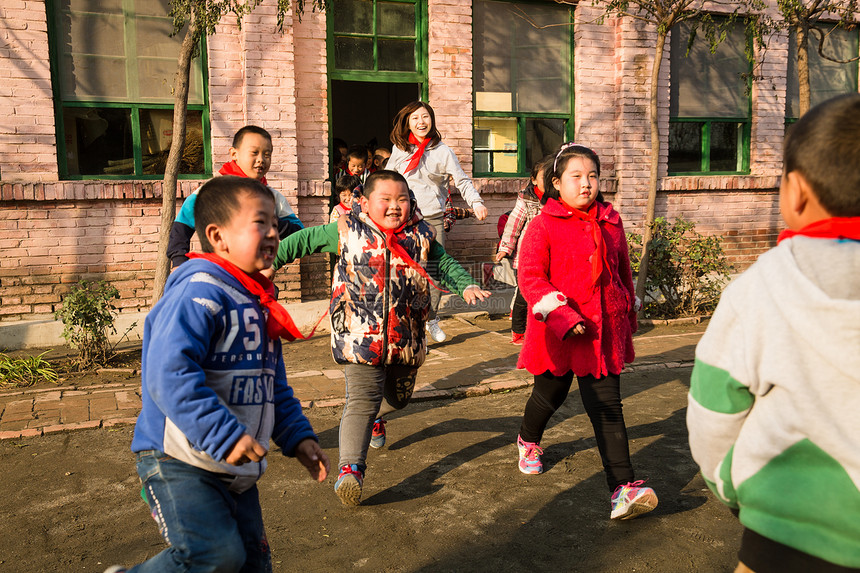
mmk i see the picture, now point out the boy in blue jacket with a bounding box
[110,175,329,573]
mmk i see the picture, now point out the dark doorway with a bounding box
[330,80,420,161]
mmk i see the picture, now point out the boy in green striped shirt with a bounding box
[687,94,860,573]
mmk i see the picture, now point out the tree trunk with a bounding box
[152,11,198,304]
[796,22,811,117]
[635,29,667,308]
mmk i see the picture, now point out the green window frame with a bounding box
[47,0,211,180]
[785,23,860,124]
[472,0,574,177]
[668,18,752,176]
[327,0,427,84]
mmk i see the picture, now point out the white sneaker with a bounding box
[426,318,447,342]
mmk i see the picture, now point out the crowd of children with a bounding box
[104,94,859,572]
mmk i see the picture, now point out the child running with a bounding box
[268,170,491,506]
[514,143,657,521]
[106,176,329,573]
[388,101,489,343]
[166,125,304,268]
[687,94,860,572]
[496,155,551,344]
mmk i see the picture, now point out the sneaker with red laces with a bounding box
[517,435,543,475]
[370,418,386,449]
[334,464,364,506]
[610,480,658,520]
[511,332,524,345]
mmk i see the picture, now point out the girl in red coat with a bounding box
[515,143,658,521]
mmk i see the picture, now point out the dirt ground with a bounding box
[0,358,743,572]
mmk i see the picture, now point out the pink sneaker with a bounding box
[610,480,658,520]
[517,435,543,475]
[511,332,524,345]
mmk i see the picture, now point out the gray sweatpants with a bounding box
[338,362,419,470]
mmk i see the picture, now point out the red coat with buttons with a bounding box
[516,198,637,378]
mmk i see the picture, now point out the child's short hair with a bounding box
[390,101,442,151]
[363,170,408,197]
[784,93,860,217]
[346,145,369,163]
[335,174,362,195]
[195,176,275,252]
[232,125,272,148]
[542,143,603,205]
[531,154,553,180]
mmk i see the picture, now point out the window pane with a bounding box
[63,107,133,176]
[136,15,204,104]
[332,0,373,34]
[709,122,742,171]
[377,2,415,36]
[473,0,570,114]
[668,122,703,173]
[474,117,518,173]
[334,36,374,70]
[378,39,415,71]
[141,109,205,174]
[786,26,860,117]
[670,21,749,118]
[135,0,171,17]
[525,118,564,169]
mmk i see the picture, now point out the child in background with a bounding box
[373,146,391,170]
[107,176,329,573]
[496,155,551,344]
[268,170,491,506]
[388,101,489,343]
[167,125,304,268]
[514,143,656,521]
[329,174,362,224]
[336,144,370,184]
[687,94,860,572]
[333,137,349,173]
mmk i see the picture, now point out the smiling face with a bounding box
[347,156,367,175]
[207,190,278,274]
[230,133,273,181]
[339,188,354,208]
[553,156,599,211]
[407,106,433,142]
[361,179,411,230]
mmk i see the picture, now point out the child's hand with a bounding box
[473,204,488,221]
[494,251,508,263]
[294,438,330,483]
[563,323,586,339]
[225,433,268,466]
[463,285,492,304]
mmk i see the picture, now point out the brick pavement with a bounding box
[0,316,705,440]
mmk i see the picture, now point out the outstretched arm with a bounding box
[272,222,339,272]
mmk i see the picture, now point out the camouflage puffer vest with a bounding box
[330,210,435,367]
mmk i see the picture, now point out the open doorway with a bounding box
[330,80,420,171]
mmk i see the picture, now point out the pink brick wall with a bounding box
[0,0,839,323]
[0,0,58,181]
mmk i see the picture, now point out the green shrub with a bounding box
[0,352,59,388]
[628,216,733,319]
[55,280,122,369]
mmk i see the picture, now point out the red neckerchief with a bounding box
[561,200,605,285]
[534,186,544,201]
[404,133,432,174]
[777,217,860,244]
[218,161,268,186]
[372,216,450,294]
[187,253,312,341]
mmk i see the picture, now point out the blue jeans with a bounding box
[129,450,272,573]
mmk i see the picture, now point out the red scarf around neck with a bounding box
[219,160,268,186]
[187,252,313,341]
[404,133,432,174]
[560,200,605,285]
[372,216,450,294]
[777,217,860,244]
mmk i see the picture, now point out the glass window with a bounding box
[668,19,751,174]
[50,0,209,178]
[786,24,860,119]
[472,0,572,176]
[330,0,418,74]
